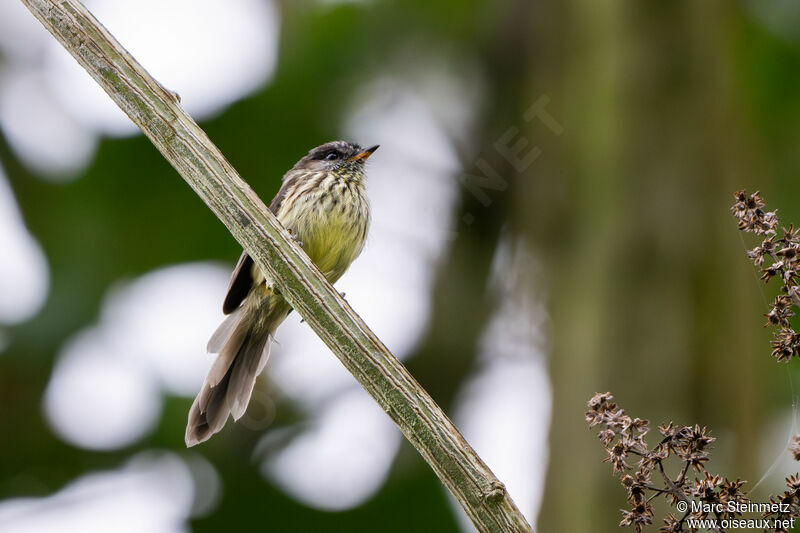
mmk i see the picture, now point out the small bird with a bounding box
[186,141,378,446]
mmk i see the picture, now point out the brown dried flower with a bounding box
[790,435,800,461]
[733,191,800,363]
[588,392,800,532]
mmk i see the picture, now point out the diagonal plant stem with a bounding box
[19,0,534,531]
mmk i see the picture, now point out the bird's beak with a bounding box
[349,145,379,162]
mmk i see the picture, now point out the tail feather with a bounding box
[205,320,248,391]
[229,335,270,420]
[206,307,243,353]
[185,310,273,447]
[186,368,233,445]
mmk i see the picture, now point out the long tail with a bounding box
[185,307,274,446]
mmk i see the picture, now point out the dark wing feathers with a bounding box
[221,175,300,314]
[222,251,254,314]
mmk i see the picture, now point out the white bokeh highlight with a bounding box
[0,0,280,177]
[44,328,162,450]
[44,263,230,450]
[100,264,233,396]
[0,69,98,178]
[0,452,195,533]
[44,0,280,137]
[0,2,51,64]
[452,238,551,530]
[263,389,402,510]
[0,1,95,179]
[0,164,49,324]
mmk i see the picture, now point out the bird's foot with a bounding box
[287,228,304,248]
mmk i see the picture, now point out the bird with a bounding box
[186,141,378,446]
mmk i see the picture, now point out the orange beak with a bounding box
[349,145,379,162]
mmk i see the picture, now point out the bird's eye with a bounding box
[325,151,339,161]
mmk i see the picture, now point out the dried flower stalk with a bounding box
[732,190,800,362]
[587,392,800,532]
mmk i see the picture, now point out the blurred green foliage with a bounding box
[3,1,800,532]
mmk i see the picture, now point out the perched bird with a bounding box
[186,141,378,446]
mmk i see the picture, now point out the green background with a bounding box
[3,1,800,531]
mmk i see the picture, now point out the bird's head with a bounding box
[291,141,379,181]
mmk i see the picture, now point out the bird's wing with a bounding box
[222,250,254,314]
[221,174,302,314]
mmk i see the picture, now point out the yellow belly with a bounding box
[278,184,370,283]
[301,214,364,281]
